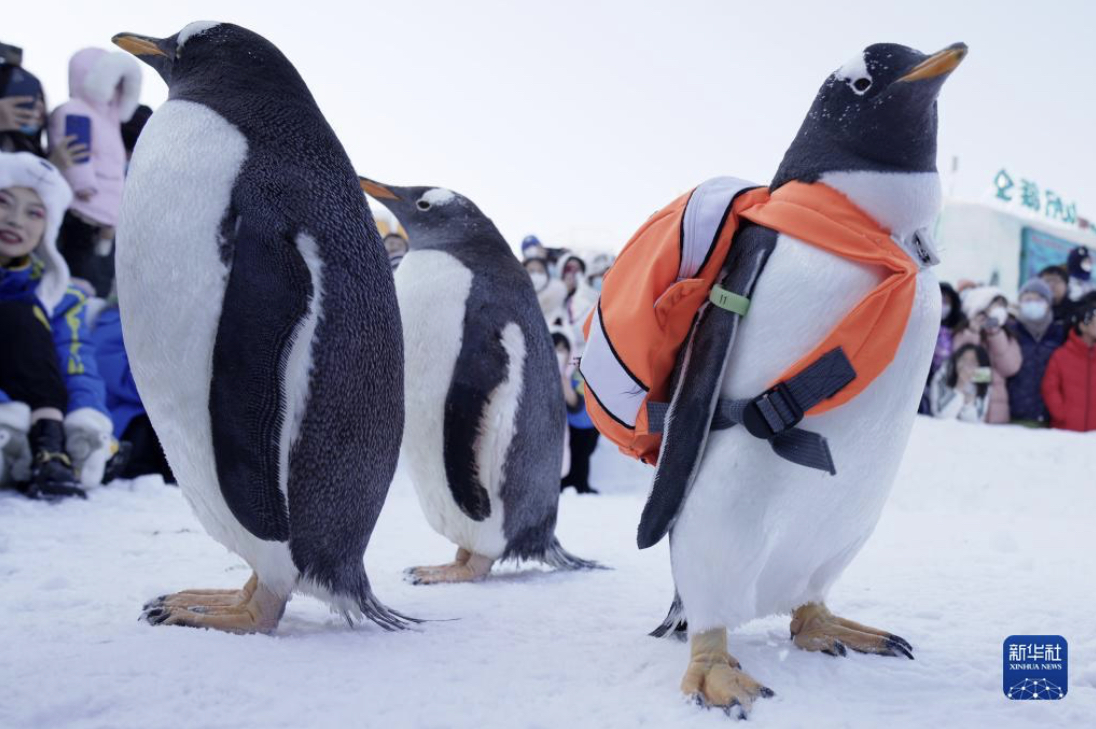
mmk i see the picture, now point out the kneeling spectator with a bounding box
[1042,294,1096,433]
[91,303,174,483]
[0,152,113,498]
[929,344,991,423]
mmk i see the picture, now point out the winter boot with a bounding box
[27,419,86,500]
[0,401,33,487]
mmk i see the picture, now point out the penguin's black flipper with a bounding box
[210,215,313,542]
[442,318,509,522]
[636,224,778,549]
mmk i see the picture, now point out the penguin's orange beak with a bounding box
[359,178,400,201]
[898,43,967,82]
[112,33,169,58]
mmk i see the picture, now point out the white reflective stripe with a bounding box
[579,306,647,428]
[679,177,758,280]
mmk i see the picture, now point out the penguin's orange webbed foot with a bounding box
[681,628,775,720]
[143,572,259,610]
[140,573,285,634]
[405,547,494,585]
[790,602,914,659]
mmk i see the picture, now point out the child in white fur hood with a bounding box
[0,151,114,498]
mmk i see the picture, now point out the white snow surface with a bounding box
[1,417,1093,728]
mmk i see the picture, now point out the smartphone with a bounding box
[971,367,992,384]
[64,114,92,163]
[2,66,41,134]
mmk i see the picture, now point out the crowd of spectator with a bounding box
[3,37,1093,507]
[924,251,1096,431]
[1,40,167,500]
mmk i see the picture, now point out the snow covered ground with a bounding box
[1,416,1093,728]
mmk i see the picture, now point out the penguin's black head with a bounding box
[112,21,309,99]
[771,42,967,189]
[359,178,502,251]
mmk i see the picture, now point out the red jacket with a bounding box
[1041,331,1096,432]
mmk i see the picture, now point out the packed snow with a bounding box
[1,416,1093,728]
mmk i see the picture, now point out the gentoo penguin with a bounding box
[650,43,966,715]
[359,178,598,583]
[112,22,409,632]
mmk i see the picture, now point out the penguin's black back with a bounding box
[175,25,403,598]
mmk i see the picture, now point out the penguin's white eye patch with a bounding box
[836,53,873,95]
[420,188,456,208]
[177,21,220,53]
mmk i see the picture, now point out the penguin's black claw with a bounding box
[142,595,168,610]
[886,637,915,660]
[141,606,168,625]
[887,633,914,653]
[758,686,776,699]
[822,640,847,657]
[722,699,747,720]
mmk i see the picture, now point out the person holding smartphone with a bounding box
[953,285,1023,423]
[1,51,89,169]
[46,47,142,296]
[929,344,991,423]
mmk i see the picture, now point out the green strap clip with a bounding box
[709,284,750,316]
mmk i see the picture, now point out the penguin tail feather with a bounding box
[649,592,688,640]
[354,589,423,632]
[538,537,606,572]
[300,572,421,632]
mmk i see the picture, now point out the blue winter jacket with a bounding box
[0,256,109,416]
[566,371,595,429]
[1006,319,1067,423]
[90,306,145,438]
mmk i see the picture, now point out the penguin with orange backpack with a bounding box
[579,42,966,717]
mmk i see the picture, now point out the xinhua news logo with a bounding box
[1004,635,1067,700]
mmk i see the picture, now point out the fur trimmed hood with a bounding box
[68,48,143,122]
[0,151,73,316]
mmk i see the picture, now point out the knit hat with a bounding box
[521,235,542,251]
[1067,246,1092,282]
[0,151,72,316]
[960,285,1006,321]
[1018,277,1052,303]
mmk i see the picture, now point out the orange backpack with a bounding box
[579,178,923,466]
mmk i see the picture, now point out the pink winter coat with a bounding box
[47,48,142,227]
[953,326,1023,424]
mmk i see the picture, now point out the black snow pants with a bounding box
[0,300,67,412]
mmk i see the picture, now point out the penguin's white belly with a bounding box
[395,250,509,559]
[116,100,297,594]
[670,234,939,631]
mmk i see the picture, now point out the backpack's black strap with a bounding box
[647,347,855,475]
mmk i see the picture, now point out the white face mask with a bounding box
[1019,300,1049,321]
[529,272,548,291]
[940,304,952,322]
[987,305,1009,327]
[556,351,569,372]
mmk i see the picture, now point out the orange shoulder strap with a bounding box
[738,181,919,415]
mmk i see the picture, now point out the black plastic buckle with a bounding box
[741,381,803,440]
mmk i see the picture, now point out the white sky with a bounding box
[8,0,1096,253]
